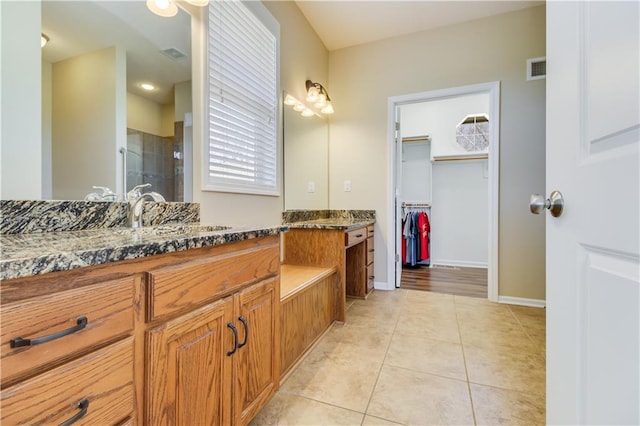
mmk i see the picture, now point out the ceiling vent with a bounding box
[160,47,187,60]
[527,57,546,81]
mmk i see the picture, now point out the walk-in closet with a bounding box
[397,92,490,297]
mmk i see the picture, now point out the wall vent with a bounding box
[527,57,546,80]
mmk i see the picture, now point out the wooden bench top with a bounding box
[280,264,336,300]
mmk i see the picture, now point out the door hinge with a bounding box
[395,122,400,131]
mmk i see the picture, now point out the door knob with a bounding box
[530,190,564,217]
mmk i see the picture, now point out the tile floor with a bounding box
[250,289,546,426]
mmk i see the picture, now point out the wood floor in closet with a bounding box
[400,265,487,298]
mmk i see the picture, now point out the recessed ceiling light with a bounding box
[140,83,156,91]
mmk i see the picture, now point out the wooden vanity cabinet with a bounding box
[1,235,281,426]
[345,225,375,299]
[143,235,280,426]
[0,275,137,425]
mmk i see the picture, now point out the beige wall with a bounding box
[192,1,328,225]
[328,6,546,300]
[127,93,166,137]
[52,47,126,200]
[1,1,42,200]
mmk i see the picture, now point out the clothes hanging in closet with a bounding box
[402,210,430,266]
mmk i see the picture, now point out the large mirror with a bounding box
[283,100,329,210]
[41,0,192,201]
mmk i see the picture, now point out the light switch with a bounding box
[307,181,315,193]
[344,180,352,192]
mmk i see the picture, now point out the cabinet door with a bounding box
[146,297,234,426]
[234,278,279,425]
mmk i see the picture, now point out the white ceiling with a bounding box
[42,0,191,104]
[293,0,544,51]
[40,1,544,104]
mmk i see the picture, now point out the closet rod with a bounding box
[433,154,488,162]
[402,135,431,143]
[401,202,431,208]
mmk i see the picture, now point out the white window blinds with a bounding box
[206,0,279,195]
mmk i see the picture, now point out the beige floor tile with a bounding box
[344,303,399,331]
[470,383,545,426]
[249,393,364,425]
[385,333,467,381]
[366,289,407,304]
[464,344,546,396]
[315,323,393,363]
[362,415,405,425]
[458,319,538,353]
[280,342,382,412]
[405,289,455,305]
[396,311,461,344]
[367,365,474,425]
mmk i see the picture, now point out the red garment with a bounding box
[401,220,407,264]
[418,212,430,261]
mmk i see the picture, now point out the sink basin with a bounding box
[114,224,232,237]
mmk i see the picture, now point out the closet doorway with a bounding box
[386,82,500,301]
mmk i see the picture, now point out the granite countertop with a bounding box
[282,209,376,231]
[285,218,375,230]
[0,223,288,281]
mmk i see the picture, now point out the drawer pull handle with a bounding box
[10,316,88,348]
[368,276,375,280]
[368,249,375,253]
[226,323,238,356]
[355,234,364,238]
[59,398,89,426]
[237,316,248,349]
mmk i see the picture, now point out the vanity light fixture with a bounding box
[301,108,315,117]
[305,80,333,114]
[41,33,49,48]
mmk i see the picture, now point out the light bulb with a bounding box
[306,85,320,102]
[293,103,305,112]
[321,102,334,114]
[41,33,49,48]
[301,109,315,117]
[284,94,297,106]
[314,99,327,108]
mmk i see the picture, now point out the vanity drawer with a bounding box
[1,276,134,384]
[0,337,134,425]
[366,237,375,265]
[367,264,375,290]
[367,225,374,238]
[345,228,367,248]
[147,243,280,321]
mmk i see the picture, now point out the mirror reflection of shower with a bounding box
[126,120,186,202]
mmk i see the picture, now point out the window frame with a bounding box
[202,0,281,197]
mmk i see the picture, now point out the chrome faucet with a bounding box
[127,184,165,228]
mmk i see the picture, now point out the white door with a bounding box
[546,2,639,424]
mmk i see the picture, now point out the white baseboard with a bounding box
[374,280,394,291]
[430,259,488,269]
[498,296,546,308]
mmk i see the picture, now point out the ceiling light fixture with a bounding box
[139,82,157,91]
[305,80,333,114]
[41,33,49,48]
[183,0,210,6]
[146,0,178,17]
